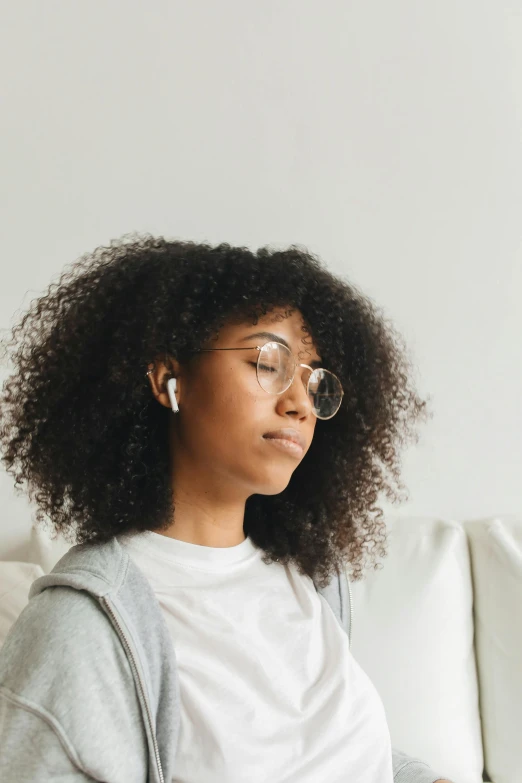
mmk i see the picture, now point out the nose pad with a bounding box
[293,365,313,393]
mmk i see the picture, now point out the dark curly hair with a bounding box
[0,233,431,588]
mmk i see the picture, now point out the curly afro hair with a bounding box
[0,233,432,588]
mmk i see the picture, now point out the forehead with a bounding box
[217,307,321,360]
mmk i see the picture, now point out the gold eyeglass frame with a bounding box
[195,341,343,420]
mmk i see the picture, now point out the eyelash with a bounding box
[250,361,279,375]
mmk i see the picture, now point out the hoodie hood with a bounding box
[27,535,180,783]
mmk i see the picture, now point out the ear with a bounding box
[146,354,182,410]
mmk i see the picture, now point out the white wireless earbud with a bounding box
[167,377,179,413]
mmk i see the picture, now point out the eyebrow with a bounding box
[239,331,323,368]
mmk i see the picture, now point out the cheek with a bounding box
[190,380,264,444]
[178,382,301,493]
[179,363,278,465]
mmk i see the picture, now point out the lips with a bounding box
[262,428,306,451]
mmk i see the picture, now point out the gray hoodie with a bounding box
[0,535,450,782]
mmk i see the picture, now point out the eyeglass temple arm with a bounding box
[197,347,260,351]
[197,347,319,371]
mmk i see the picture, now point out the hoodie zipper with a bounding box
[100,596,165,783]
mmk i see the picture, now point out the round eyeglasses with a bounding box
[196,340,343,420]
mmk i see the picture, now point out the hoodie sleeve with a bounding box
[0,686,95,781]
[392,745,453,783]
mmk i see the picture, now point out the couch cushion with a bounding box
[0,561,45,649]
[463,516,522,783]
[347,515,484,783]
[27,524,73,574]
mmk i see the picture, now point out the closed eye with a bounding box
[249,361,278,373]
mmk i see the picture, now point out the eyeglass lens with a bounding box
[257,342,343,419]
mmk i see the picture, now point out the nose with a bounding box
[276,365,314,418]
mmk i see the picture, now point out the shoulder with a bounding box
[0,584,149,781]
[0,584,133,699]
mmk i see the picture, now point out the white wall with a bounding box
[1,1,521,560]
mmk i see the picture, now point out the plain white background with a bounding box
[0,1,521,560]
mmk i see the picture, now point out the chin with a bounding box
[253,471,294,496]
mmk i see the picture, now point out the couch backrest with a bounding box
[350,515,483,783]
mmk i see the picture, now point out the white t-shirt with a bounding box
[116,530,393,783]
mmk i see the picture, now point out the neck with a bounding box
[162,448,247,548]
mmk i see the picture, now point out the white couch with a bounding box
[1,515,521,783]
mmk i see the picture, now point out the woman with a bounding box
[0,235,453,782]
